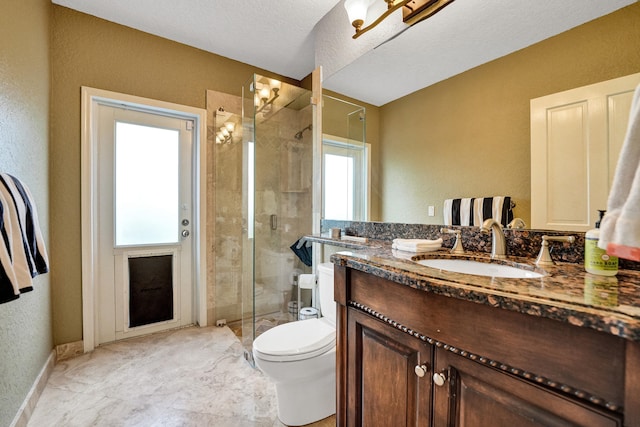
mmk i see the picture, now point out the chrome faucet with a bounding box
[481,219,506,259]
[441,228,465,254]
[535,235,575,266]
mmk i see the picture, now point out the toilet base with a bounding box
[274,371,336,426]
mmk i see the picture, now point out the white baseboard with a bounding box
[9,349,56,427]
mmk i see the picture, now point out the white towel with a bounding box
[598,84,640,261]
[392,238,442,253]
[443,199,453,226]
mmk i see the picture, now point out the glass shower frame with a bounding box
[240,75,315,360]
[239,73,367,363]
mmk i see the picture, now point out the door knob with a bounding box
[433,370,448,387]
[414,364,430,378]
[181,230,190,237]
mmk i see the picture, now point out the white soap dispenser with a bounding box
[584,210,618,276]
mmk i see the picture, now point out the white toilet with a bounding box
[252,262,336,426]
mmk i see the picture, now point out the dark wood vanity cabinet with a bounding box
[433,349,621,427]
[334,265,639,427]
[347,308,433,426]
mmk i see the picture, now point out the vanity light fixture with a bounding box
[216,122,235,144]
[254,79,281,115]
[344,0,455,39]
[215,107,237,144]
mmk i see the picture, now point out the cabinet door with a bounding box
[530,72,640,231]
[433,349,622,427]
[347,308,432,427]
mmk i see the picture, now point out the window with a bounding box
[114,121,180,246]
[322,137,369,221]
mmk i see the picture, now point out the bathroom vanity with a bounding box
[316,234,640,427]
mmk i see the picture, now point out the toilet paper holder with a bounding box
[298,273,316,289]
[297,273,317,320]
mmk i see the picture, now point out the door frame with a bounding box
[81,87,207,352]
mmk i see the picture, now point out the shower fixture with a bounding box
[294,124,312,140]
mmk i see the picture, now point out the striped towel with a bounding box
[0,174,49,304]
[444,196,513,227]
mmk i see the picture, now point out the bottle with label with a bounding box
[584,210,618,276]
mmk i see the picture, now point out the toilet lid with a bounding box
[253,318,336,362]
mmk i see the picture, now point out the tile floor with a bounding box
[26,326,335,427]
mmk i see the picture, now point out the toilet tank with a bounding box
[317,263,336,325]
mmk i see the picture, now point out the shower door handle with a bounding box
[181,230,190,238]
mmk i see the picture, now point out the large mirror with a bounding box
[322,2,640,232]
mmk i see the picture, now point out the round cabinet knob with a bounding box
[414,364,429,378]
[433,371,448,387]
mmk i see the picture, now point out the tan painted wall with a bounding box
[0,0,52,423]
[49,6,300,345]
[379,3,640,225]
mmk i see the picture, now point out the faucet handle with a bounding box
[535,235,575,266]
[507,218,526,229]
[441,228,465,254]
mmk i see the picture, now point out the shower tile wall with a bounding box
[206,89,313,327]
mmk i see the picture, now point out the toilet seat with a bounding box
[253,318,335,362]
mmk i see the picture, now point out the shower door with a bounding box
[240,75,314,357]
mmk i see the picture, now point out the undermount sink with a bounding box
[415,259,545,279]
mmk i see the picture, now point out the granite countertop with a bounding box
[305,235,640,342]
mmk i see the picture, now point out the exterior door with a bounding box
[96,104,194,344]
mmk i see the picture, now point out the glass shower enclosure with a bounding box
[238,73,367,364]
[240,75,315,361]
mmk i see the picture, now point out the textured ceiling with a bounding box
[52,0,636,106]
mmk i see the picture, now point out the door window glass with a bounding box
[114,122,179,246]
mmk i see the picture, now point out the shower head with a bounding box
[294,124,312,140]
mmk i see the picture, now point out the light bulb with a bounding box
[221,127,230,137]
[270,79,281,93]
[260,86,271,100]
[344,0,372,27]
[224,122,235,133]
